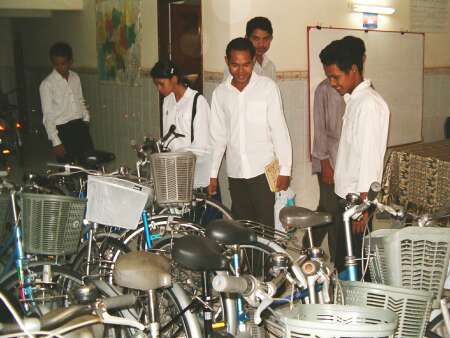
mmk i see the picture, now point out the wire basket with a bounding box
[265,303,397,337]
[336,281,433,338]
[365,226,450,308]
[151,152,196,206]
[21,193,86,255]
[0,192,12,241]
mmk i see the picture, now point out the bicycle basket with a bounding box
[151,152,196,206]
[21,193,86,255]
[364,229,396,284]
[0,192,12,241]
[336,281,433,338]
[365,226,450,308]
[265,303,397,337]
[86,175,153,230]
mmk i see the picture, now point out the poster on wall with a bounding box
[96,0,142,85]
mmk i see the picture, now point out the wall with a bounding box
[202,0,450,209]
[14,0,160,166]
[0,18,16,97]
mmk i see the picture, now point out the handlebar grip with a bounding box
[46,162,67,168]
[103,294,137,310]
[212,275,250,294]
[161,124,176,142]
[367,182,381,201]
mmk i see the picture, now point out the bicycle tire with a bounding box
[426,310,450,338]
[0,263,83,317]
[158,194,233,225]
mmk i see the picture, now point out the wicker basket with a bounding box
[336,281,433,338]
[21,193,86,255]
[265,303,397,337]
[365,226,450,308]
[151,152,196,206]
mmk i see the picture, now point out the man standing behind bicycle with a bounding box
[208,38,292,227]
[319,37,390,273]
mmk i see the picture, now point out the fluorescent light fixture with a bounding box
[352,4,396,15]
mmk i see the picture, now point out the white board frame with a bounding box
[308,26,424,154]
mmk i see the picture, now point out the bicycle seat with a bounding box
[279,206,332,229]
[172,235,228,271]
[84,150,116,169]
[114,251,171,291]
[206,219,257,245]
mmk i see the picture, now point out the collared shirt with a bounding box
[223,54,277,81]
[210,72,292,179]
[162,87,212,188]
[311,79,346,174]
[334,79,390,198]
[39,69,89,146]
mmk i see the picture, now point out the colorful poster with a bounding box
[96,0,142,85]
[363,13,378,29]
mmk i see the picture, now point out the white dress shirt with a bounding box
[210,72,292,179]
[334,79,390,198]
[40,69,89,146]
[223,54,277,81]
[162,87,212,188]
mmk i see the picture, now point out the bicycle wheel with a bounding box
[426,310,450,338]
[0,263,83,317]
[158,194,233,226]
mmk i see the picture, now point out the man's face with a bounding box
[51,56,72,78]
[248,28,272,58]
[226,50,255,87]
[323,64,359,95]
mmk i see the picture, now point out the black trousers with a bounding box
[303,175,339,263]
[228,174,275,227]
[56,119,94,164]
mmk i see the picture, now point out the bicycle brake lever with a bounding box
[253,289,273,325]
[98,305,146,331]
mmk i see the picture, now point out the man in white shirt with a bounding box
[223,17,276,81]
[208,38,292,226]
[319,37,390,273]
[40,42,94,163]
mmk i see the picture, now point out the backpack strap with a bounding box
[191,92,201,143]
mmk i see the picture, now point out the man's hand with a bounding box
[352,211,368,234]
[320,159,334,185]
[208,177,218,196]
[53,144,65,158]
[276,175,290,192]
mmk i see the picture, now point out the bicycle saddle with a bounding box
[279,206,332,229]
[206,219,257,245]
[172,235,228,271]
[114,251,171,291]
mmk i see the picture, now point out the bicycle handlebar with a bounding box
[212,275,255,294]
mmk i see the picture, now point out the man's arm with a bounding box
[208,91,227,195]
[39,81,61,147]
[267,82,292,191]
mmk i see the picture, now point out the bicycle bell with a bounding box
[270,252,290,271]
[73,282,99,304]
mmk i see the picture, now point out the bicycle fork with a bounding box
[232,245,248,332]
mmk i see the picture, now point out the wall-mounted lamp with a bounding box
[352,3,396,15]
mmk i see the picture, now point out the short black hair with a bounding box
[246,16,273,37]
[150,59,188,86]
[49,42,73,61]
[319,36,365,73]
[226,37,256,61]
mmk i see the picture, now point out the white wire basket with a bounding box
[151,152,196,206]
[336,281,433,338]
[264,304,397,337]
[365,226,450,308]
[86,175,153,230]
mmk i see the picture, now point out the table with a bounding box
[381,140,450,213]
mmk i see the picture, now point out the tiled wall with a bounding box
[17,67,450,209]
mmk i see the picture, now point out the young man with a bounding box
[319,37,389,272]
[40,42,94,163]
[307,79,345,262]
[224,17,276,81]
[208,38,292,226]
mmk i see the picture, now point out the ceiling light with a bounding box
[352,4,396,15]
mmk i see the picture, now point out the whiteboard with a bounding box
[308,27,424,148]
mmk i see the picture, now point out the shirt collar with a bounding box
[51,69,73,82]
[343,79,371,104]
[226,71,259,92]
[175,86,194,105]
